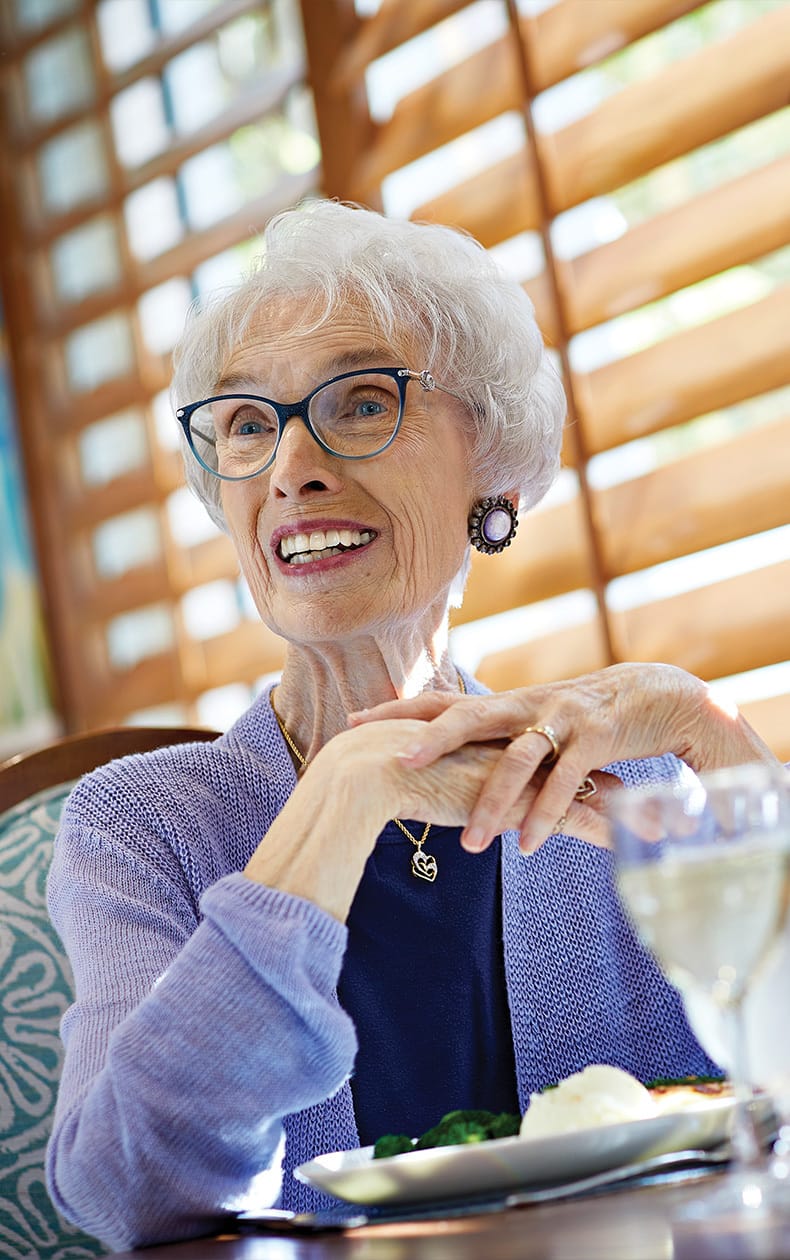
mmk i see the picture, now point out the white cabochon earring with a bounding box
[468,496,519,554]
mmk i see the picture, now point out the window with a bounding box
[0,0,320,727]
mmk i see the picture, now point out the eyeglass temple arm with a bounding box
[190,427,217,448]
[398,369,436,391]
[399,368,468,410]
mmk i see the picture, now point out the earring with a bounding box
[468,496,519,554]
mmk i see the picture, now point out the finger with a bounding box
[518,800,613,855]
[516,758,586,851]
[518,770,620,854]
[604,783,668,845]
[461,724,574,848]
[347,692,458,726]
[393,695,538,768]
[461,738,552,851]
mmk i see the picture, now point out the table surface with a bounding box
[107,1178,790,1260]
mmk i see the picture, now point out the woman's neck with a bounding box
[273,634,459,764]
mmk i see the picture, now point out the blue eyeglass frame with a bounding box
[175,366,446,483]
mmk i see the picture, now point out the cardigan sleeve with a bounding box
[46,798,357,1252]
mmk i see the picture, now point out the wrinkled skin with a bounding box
[348,662,782,854]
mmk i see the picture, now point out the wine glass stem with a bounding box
[723,997,763,1168]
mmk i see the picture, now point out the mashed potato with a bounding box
[519,1065,659,1139]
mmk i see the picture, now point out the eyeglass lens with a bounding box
[187,371,403,479]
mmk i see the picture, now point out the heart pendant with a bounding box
[411,849,438,882]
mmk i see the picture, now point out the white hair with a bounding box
[171,199,566,535]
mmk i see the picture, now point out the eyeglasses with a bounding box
[175,366,463,482]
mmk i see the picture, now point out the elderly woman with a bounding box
[46,200,779,1250]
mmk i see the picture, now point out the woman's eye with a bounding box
[356,398,386,416]
[230,408,275,436]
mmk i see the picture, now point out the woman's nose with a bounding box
[269,414,345,499]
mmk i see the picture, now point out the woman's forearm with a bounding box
[47,851,356,1251]
[243,740,392,922]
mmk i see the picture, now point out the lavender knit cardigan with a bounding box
[46,678,716,1251]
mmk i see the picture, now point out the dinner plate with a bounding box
[294,1100,735,1206]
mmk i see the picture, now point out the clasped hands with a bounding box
[347,663,745,857]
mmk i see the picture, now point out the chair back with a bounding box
[0,726,218,1258]
[0,725,219,815]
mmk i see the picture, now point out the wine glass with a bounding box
[609,761,790,1225]
[745,922,790,1195]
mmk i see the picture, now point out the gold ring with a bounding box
[575,776,597,801]
[523,724,561,766]
[554,814,568,833]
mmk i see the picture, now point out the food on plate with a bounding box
[519,1066,730,1139]
[646,1074,732,1111]
[371,1067,729,1159]
[519,1065,658,1138]
[373,1133,414,1159]
[373,1109,521,1159]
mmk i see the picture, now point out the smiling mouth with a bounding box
[277,527,376,565]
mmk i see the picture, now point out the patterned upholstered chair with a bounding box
[0,727,217,1260]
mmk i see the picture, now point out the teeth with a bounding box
[278,529,373,561]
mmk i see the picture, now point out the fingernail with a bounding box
[462,826,486,852]
[519,833,538,856]
[347,709,367,720]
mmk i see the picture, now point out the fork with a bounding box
[503,1143,733,1208]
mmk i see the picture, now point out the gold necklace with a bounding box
[270,676,465,885]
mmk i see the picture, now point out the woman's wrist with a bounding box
[679,670,780,773]
[244,732,394,922]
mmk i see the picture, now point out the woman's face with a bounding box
[217,304,475,648]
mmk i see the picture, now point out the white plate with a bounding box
[294,1101,735,1206]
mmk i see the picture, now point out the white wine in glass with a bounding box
[610,761,790,1223]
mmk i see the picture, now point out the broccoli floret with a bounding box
[413,1109,521,1151]
[487,1111,521,1139]
[415,1119,490,1149]
[373,1108,522,1158]
[373,1133,413,1159]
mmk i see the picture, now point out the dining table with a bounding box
[106,1175,790,1260]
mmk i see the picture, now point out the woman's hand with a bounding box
[347,663,780,856]
[353,719,612,847]
[244,716,611,921]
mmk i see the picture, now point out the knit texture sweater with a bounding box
[46,678,717,1250]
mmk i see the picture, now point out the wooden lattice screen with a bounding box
[0,0,325,734]
[323,0,790,758]
[1,0,789,756]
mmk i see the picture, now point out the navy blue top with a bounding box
[338,821,520,1146]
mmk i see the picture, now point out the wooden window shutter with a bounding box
[317,0,790,759]
[0,0,325,731]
